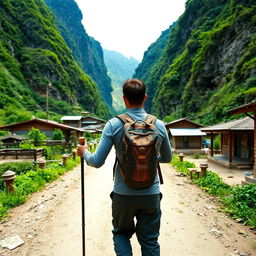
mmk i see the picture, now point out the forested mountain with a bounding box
[134,0,256,125]
[134,23,175,111]
[0,0,108,126]
[44,0,113,107]
[103,49,139,113]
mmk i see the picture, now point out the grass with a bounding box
[0,157,80,219]
[171,154,256,229]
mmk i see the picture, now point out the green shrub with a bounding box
[43,145,63,160]
[213,134,221,150]
[28,127,47,144]
[171,154,195,175]
[171,155,256,228]
[195,170,231,196]
[0,157,80,219]
[223,184,256,227]
[0,162,36,190]
[19,141,35,149]
[52,129,64,140]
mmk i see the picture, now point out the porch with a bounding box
[207,154,253,169]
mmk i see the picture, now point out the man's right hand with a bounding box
[77,143,88,158]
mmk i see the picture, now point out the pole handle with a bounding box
[79,137,85,146]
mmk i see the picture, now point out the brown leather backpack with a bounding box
[113,113,163,189]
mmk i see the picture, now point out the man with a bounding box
[77,79,172,256]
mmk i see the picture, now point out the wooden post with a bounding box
[228,132,233,165]
[210,133,214,157]
[34,149,37,163]
[253,111,256,178]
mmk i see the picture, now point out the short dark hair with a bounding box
[122,79,146,105]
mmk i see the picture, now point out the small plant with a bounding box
[171,154,256,229]
[19,141,34,149]
[52,129,64,140]
[0,157,80,219]
[28,128,47,145]
[213,134,221,150]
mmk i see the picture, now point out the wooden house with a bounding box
[165,118,206,154]
[61,115,106,133]
[228,101,256,182]
[0,118,84,143]
[0,134,28,147]
[81,116,106,127]
[201,117,254,169]
[60,116,83,128]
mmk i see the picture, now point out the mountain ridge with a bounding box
[134,0,256,125]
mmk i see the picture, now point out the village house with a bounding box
[201,117,254,170]
[227,101,256,183]
[165,118,206,154]
[0,118,84,143]
[0,134,28,147]
[61,115,106,134]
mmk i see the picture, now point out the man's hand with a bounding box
[77,142,88,158]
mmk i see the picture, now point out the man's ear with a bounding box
[143,94,147,103]
[123,95,129,107]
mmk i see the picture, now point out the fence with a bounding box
[2,140,72,152]
[0,148,45,162]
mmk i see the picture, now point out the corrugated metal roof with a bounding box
[61,116,83,121]
[170,128,206,136]
[201,117,254,132]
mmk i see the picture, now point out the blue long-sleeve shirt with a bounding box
[83,107,172,195]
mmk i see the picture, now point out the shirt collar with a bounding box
[126,107,146,115]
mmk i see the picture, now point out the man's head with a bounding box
[122,79,146,108]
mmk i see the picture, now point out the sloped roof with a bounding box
[170,128,206,136]
[201,117,254,132]
[0,134,28,141]
[228,101,256,116]
[61,116,83,121]
[0,118,84,132]
[165,118,204,128]
[82,116,106,123]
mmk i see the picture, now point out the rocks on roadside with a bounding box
[0,235,24,250]
[209,228,224,238]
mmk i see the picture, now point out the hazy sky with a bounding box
[75,0,187,61]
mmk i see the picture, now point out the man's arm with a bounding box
[157,121,172,163]
[78,121,114,168]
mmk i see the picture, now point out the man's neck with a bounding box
[127,105,143,109]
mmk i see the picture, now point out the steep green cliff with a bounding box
[44,0,113,107]
[133,24,175,111]
[0,0,108,125]
[134,0,256,125]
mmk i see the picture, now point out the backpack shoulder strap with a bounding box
[145,114,157,125]
[116,113,134,124]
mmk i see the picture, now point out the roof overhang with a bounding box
[228,101,256,116]
[169,128,206,136]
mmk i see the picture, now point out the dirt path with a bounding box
[0,150,255,256]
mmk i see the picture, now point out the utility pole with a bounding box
[46,82,51,121]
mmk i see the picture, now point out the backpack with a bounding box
[113,113,163,189]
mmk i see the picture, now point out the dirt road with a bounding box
[0,150,255,256]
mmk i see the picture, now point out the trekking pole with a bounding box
[79,137,86,256]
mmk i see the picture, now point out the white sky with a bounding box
[75,0,187,61]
